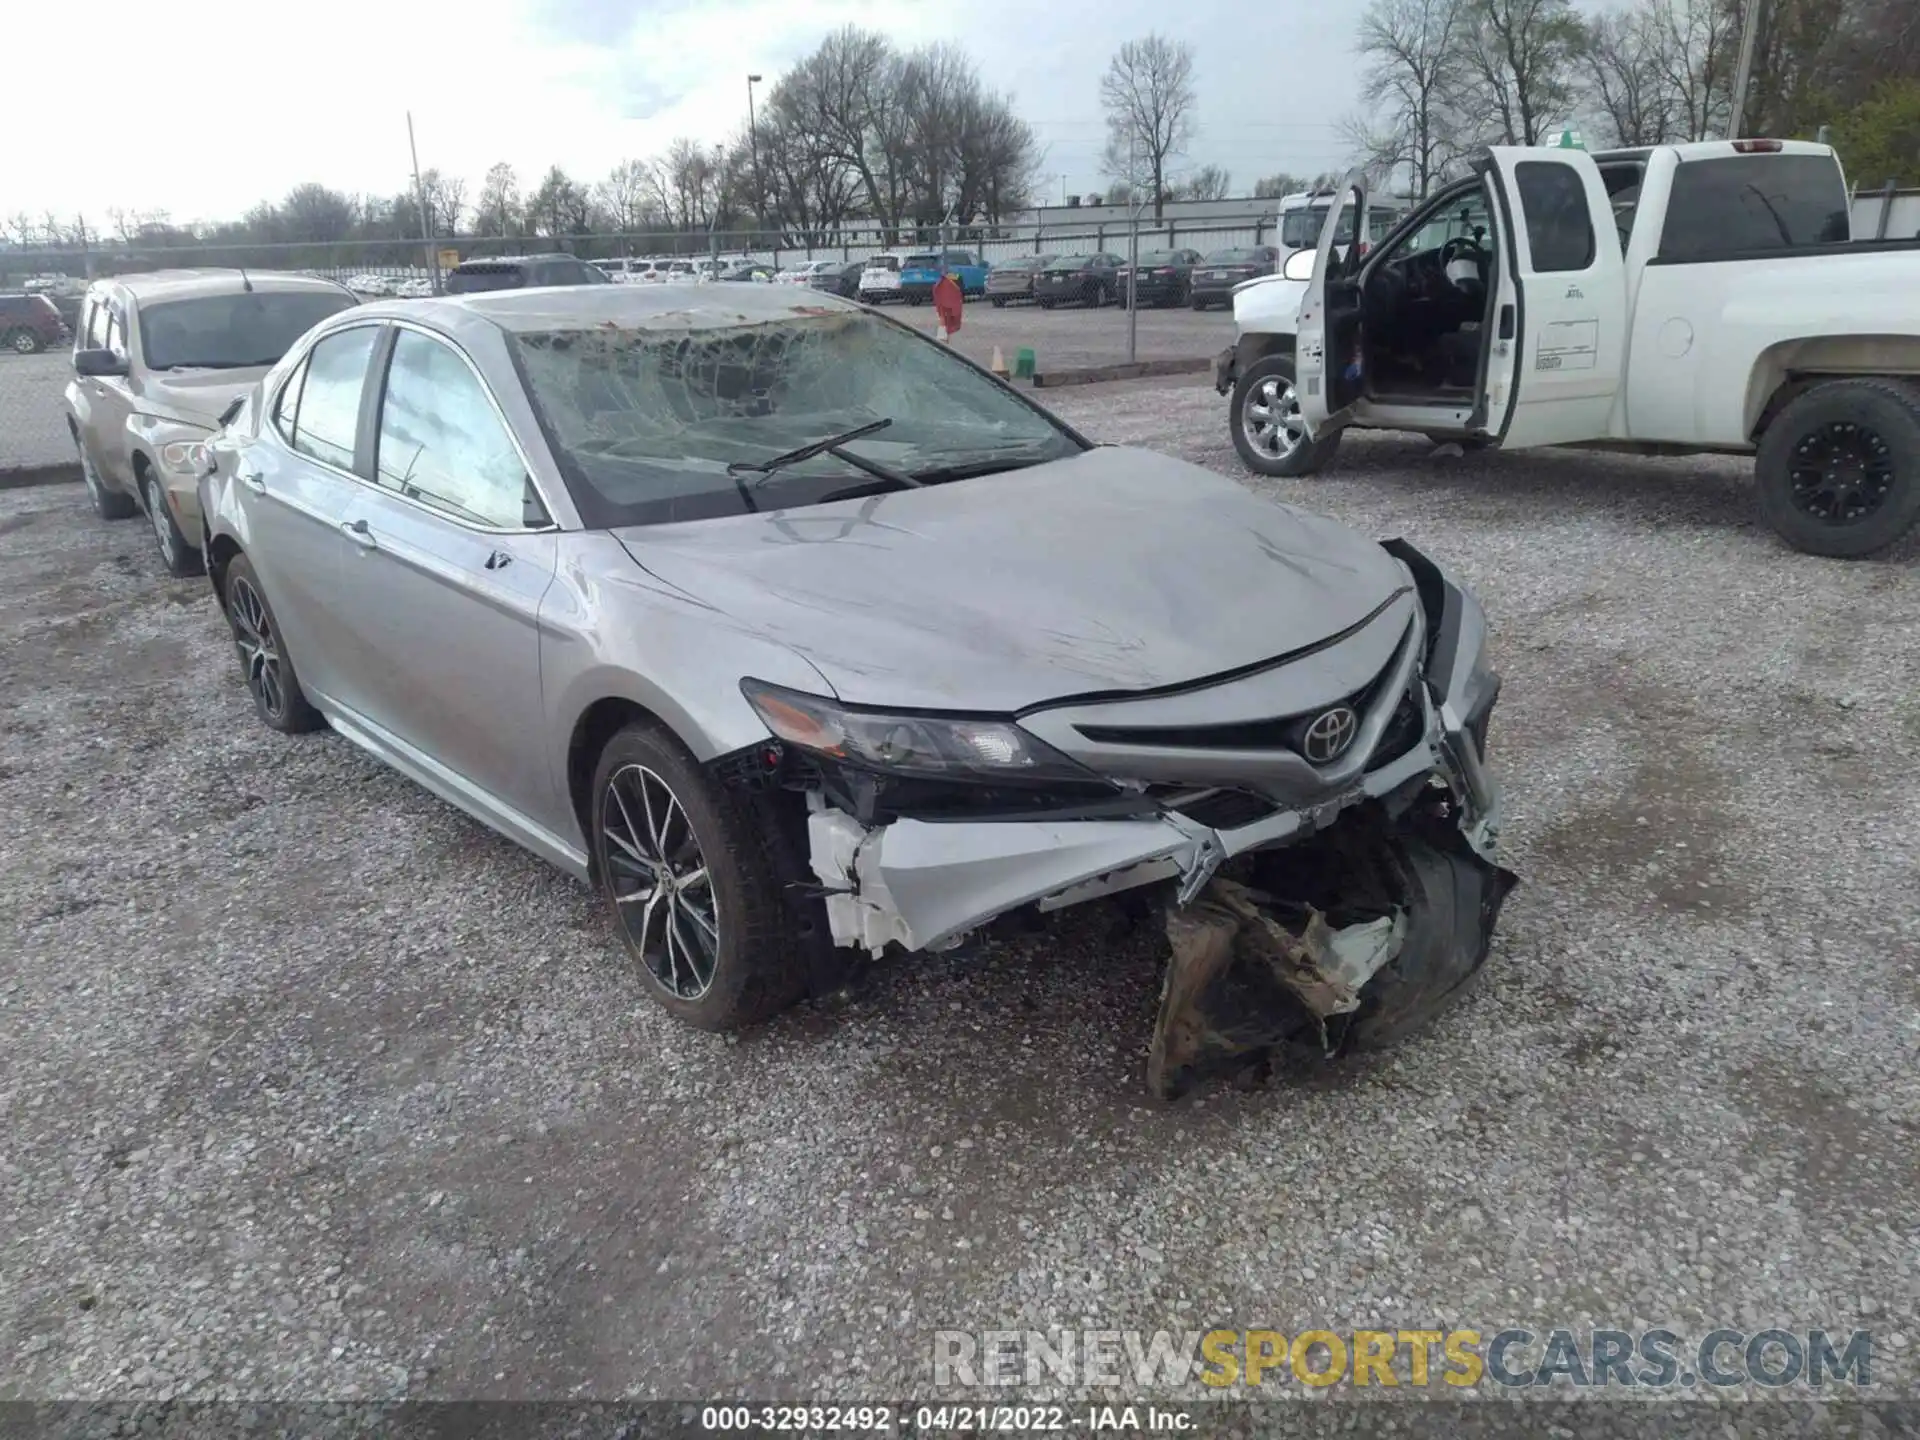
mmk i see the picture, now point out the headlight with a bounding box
[159,437,212,473]
[741,680,1096,783]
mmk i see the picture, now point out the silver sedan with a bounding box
[199,285,1513,1092]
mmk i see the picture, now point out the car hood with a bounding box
[138,368,270,428]
[614,446,1409,713]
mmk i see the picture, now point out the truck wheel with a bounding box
[1231,354,1342,478]
[1756,378,1920,558]
[990,297,1006,308]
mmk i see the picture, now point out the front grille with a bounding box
[1367,691,1426,770]
[1146,786,1279,829]
[1075,638,1408,761]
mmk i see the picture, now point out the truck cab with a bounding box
[1219,139,1920,556]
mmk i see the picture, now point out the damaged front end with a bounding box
[717,538,1516,1096]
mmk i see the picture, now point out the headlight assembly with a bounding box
[159,438,212,474]
[741,679,1095,784]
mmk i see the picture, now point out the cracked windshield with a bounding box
[509,308,1079,524]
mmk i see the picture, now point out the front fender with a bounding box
[542,532,838,787]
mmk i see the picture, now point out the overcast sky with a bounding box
[6,0,1367,226]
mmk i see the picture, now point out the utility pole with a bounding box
[406,111,440,293]
[746,74,764,240]
[1728,0,1764,139]
[1127,133,1138,357]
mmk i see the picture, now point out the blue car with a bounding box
[897,248,991,303]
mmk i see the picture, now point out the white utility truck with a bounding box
[1212,139,1920,556]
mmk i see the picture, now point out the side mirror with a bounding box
[74,348,128,378]
[1281,250,1315,282]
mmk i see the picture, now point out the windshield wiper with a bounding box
[910,451,1057,483]
[725,418,922,491]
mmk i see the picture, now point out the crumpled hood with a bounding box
[615,446,1408,713]
[136,368,269,429]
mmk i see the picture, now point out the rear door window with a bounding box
[286,326,378,472]
[1657,154,1851,261]
[1515,160,1597,272]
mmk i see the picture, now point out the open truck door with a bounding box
[1294,170,1368,443]
[1474,146,1627,449]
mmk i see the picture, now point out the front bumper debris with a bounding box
[783,540,1514,1094]
[1147,820,1516,1099]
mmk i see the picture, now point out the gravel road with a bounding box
[2,383,1917,1411]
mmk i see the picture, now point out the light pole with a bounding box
[406,111,439,293]
[746,74,764,242]
[1728,0,1764,139]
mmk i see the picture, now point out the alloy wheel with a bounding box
[602,763,719,1000]
[1243,375,1307,460]
[1788,420,1894,524]
[227,576,286,721]
[145,475,177,567]
[10,329,38,354]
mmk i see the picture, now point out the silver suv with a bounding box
[62,269,357,575]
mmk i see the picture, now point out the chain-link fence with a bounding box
[0,215,1273,486]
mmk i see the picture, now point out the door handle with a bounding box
[1498,303,1516,340]
[238,470,266,493]
[340,517,376,548]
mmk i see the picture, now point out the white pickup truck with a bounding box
[1212,139,1920,556]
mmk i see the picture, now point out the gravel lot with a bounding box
[872,296,1233,374]
[2,381,1917,1411]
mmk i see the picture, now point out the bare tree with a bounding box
[1457,0,1587,146]
[1253,172,1307,198]
[1099,34,1198,219]
[476,162,519,237]
[1343,0,1471,196]
[596,159,656,234]
[1644,0,1737,140]
[430,172,467,236]
[1583,7,1669,145]
[1180,165,1233,200]
[280,184,356,243]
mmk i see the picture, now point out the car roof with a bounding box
[345,282,864,340]
[451,253,585,270]
[91,269,352,303]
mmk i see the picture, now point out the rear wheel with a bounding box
[990,296,1006,308]
[589,722,808,1030]
[7,327,45,354]
[1230,353,1343,478]
[1756,378,1920,558]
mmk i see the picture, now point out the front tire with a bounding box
[990,296,1006,308]
[7,327,46,355]
[141,467,204,578]
[222,554,323,733]
[1230,353,1343,478]
[1756,378,1920,558]
[590,723,808,1031]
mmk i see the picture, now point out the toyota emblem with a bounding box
[1301,705,1360,764]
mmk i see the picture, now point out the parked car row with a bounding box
[55,270,1513,1094]
[1,291,70,353]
